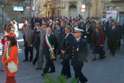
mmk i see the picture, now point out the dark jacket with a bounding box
[42,34,58,58]
[107,25,122,49]
[33,29,41,48]
[61,33,75,55]
[72,38,88,64]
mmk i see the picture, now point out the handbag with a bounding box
[6,47,18,73]
[7,61,18,73]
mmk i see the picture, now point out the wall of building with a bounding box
[60,0,82,17]
[90,0,104,17]
[32,0,107,18]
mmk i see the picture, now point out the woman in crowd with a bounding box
[92,22,106,60]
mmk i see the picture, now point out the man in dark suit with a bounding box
[71,27,88,83]
[32,23,41,65]
[22,22,34,62]
[61,26,74,78]
[35,23,46,70]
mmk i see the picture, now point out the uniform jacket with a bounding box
[72,38,88,64]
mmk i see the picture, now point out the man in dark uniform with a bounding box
[61,26,74,78]
[71,27,88,83]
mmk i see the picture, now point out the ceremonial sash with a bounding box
[45,34,55,59]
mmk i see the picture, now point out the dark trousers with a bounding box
[72,58,87,83]
[61,58,71,78]
[33,46,40,65]
[6,76,16,83]
[24,45,33,61]
[93,46,105,59]
[107,39,121,56]
[43,57,55,74]
[110,48,116,56]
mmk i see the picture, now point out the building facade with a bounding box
[90,0,105,17]
[33,0,91,18]
[57,0,91,18]
[103,0,124,24]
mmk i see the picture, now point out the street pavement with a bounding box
[0,46,124,83]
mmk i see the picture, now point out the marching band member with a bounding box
[42,27,58,76]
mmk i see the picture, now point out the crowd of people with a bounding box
[0,16,124,83]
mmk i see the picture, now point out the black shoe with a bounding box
[61,74,71,79]
[23,59,28,62]
[36,67,42,70]
[32,61,36,65]
[41,73,45,76]
[30,59,32,62]
[92,58,97,61]
[48,70,55,73]
[99,56,106,60]
[66,75,71,79]
[41,73,47,77]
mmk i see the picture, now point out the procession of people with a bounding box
[0,16,124,83]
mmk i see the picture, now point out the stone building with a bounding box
[33,0,91,18]
[89,0,105,17]
[106,0,124,24]
[58,0,91,18]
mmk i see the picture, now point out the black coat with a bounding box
[61,33,75,57]
[72,38,88,64]
[107,25,122,50]
[42,34,58,58]
[33,29,41,48]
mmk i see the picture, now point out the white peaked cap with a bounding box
[74,26,84,32]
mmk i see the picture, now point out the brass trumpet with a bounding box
[50,47,56,60]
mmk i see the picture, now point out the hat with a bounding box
[74,26,84,32]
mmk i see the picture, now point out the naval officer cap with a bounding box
[74,26,84,32]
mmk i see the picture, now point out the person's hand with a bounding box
[61,50,65,54]
[99,44,104,47]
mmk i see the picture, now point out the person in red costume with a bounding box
[2,36,19,83]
